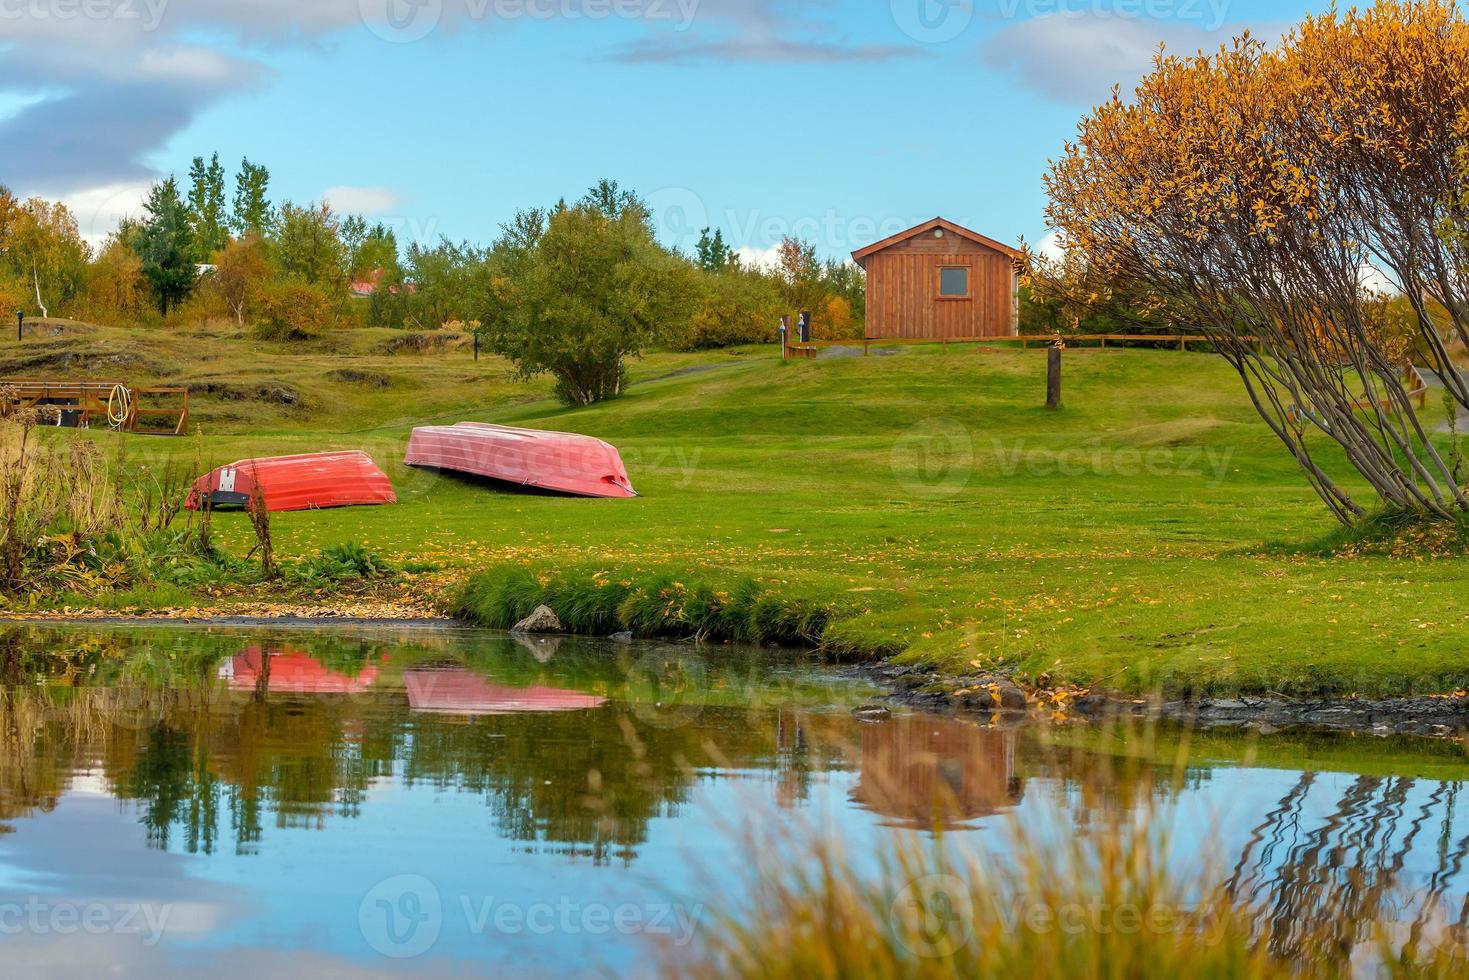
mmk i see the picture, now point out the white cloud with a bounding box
[1359,261,1400,296]
[323,185,402,215]
[56,181,153,250]
[736,245,782,270]
[981,13,1232,106]
[1032,230,1066,262]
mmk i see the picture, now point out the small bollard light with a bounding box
[779,316,790,361]
[798,310,812,345]
[16,311,22,341]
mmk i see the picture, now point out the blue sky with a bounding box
[1,0,1319,260]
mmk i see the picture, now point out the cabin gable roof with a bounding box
[851,217,1020,269]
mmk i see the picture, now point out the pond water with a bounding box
[0,623,1467,977]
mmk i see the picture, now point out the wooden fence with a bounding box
[0,381,190,435]
[783,332,1257,358]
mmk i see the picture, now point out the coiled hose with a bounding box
[106,384,133,430]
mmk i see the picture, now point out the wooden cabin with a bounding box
[852,217,1020,340]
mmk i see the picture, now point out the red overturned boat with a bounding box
[220,648,382,694]
[186,451,396,513]
[404,422,636,499]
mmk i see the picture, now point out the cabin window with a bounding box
[939,266,970,298]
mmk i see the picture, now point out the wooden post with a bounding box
[1046,344,1063,411]
[15,311,22,341]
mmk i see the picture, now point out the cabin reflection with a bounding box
[403,667,607,716]
[850,716,1023,829]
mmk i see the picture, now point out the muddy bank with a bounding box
[862,662,1469,738]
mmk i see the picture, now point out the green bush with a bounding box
[255,279,337,340]
[453,565,835,647]
[284,542,397,585]
[678,267,784,350]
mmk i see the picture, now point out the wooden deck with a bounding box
[0,380,189,435]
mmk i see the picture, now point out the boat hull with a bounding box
[186,451,397,513]
[405,422,636,498]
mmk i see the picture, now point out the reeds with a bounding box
[0,410,212,596]
[661,725,1469,980]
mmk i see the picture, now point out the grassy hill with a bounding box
[5,321,1468,698]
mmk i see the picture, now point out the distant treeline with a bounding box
[0,164,866,355]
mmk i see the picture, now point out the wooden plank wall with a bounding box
[865,236,1017,340]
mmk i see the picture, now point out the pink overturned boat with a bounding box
[404,668,608,716]
[404,422,636,499]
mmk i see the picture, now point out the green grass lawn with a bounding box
[9,322,1469,698]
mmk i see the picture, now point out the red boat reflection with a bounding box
[220,648,381,694]
[404,668,607,716]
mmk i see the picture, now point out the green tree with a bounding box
[480,203,693,406]
[695,227,735,272]
[344,218,400,283]
[580,178,646,221]
[187,152,229,259]
[403,238,484,328]
[135,177,198,316]
[231,159,275,237]
[274,202,346,289]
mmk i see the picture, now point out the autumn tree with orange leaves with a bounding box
[1046,0,1469,525]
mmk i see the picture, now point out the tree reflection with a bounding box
[2,618,1469,964]
[0,626,853,863]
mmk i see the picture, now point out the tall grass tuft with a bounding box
[454,565,836,646]
[660,725,1469,979]
[662,810,1469,979]
[0,412,217,597]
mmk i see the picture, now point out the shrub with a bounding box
[680,268,784,350]
[283,542,397,585]
[0,280,21,321]
[453,565,835,646]
[815,294,858,341]
[255,279,336,340]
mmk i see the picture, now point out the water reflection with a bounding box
[222,647,383,694]
[850,716,1022,829]
[404,666,607,716]
[1227,773,1469,962]
[0,624,1465,976]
